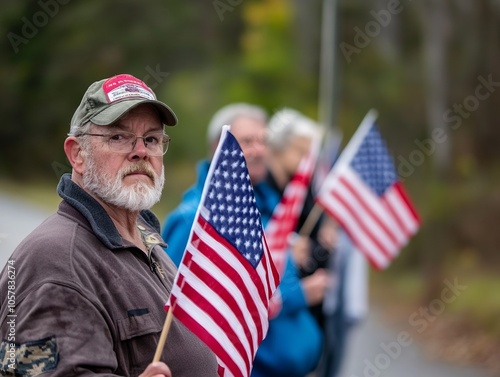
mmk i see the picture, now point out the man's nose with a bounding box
[129,137,149,159]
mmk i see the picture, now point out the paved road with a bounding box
[0,193,493,377]
[0,194,52,269]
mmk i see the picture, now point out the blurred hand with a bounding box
[139,362,172,377]
[317,218,338,251]
[301,269,332,306]
[289,234,311,269]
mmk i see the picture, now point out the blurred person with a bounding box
[162,103,271,266]
[266,108,336,327]
[162,103,324,377]
[267,108,353,377]
[0,74,218,377]
[267,109,368,377]
[317,229,368,377]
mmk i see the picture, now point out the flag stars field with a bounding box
[204,144,266,266]
[350,124,398,196]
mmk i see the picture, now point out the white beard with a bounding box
[82,155,164,212]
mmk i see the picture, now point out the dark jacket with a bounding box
[0,174,218,377]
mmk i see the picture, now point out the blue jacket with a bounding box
[161,160,211,266]
[162,160,323,377]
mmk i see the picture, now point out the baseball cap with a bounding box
[70,74,177,133]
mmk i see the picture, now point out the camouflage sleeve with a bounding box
[0,283,122,376]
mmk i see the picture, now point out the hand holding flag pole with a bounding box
[297,203,324,237]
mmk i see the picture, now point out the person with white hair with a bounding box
[266,108,336,316]
[267,108,363,377]
[161,103,273,267]
[245,109,333,377]
[266,108,323,189]
[162,104,327,377]
[262,108,341,374]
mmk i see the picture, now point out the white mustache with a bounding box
[121,163,156,182]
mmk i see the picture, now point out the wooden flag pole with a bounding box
[153,309,175,362]
[298,203,324,237]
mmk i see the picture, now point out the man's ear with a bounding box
[64,137,85,175]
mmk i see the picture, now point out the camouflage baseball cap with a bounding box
[70,74,177,133]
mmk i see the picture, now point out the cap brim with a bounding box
[90,99,178,127]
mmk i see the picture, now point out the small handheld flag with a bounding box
[315,110,421,270]
[163,125,280,377]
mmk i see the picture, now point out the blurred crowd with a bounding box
[163,103,369,377]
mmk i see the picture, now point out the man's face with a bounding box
[278,135,312,179]
[81,105,165,212]
[230,116,268,184]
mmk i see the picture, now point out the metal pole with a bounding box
[318,0,339,131]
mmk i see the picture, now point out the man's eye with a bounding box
[109,134,131,142]
[144,135,160,145]
[240,138,252,146]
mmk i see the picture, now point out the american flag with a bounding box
[166,126,280,377]
[315,110,421,270]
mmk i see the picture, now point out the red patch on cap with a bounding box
[102,74,155,103]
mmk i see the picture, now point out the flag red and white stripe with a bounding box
[315,110,420,270]
[166,126,280,377]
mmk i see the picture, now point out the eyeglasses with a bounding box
[76,131,171,156]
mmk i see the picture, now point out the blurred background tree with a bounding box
[1,0,500,370]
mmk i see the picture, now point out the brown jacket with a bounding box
[0,175,218,376]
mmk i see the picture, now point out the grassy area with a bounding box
[371,265,500,373]
[372,267,500,334]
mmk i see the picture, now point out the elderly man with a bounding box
[0,74,218,377]
[265,108,340,377]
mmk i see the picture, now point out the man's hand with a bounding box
[139,362,172,377]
